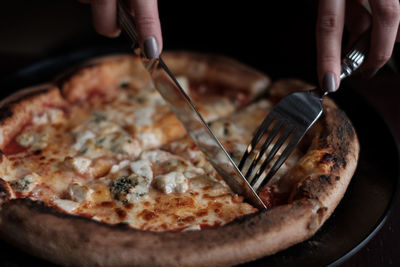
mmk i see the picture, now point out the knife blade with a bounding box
[117,0,266,210]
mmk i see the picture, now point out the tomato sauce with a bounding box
[3,137,27,155]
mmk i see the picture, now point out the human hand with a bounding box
[81,0,162,59]
[316,0,400,92]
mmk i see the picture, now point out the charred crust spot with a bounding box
[115,207,127,220]
[124,203,134,209]
[139,209,157,221]
[320,153,335,164]
[179,216,195,223]
[339,157,347,168]
[33,150,42,155]
[319,175,332,185]
[0,178,11,202]
[317,207,328,223]
[320,153,341,170]
[120,81,130,89]
[55,63,97,89]
[114,222,131,228]
[100,201,114,207]
[0,107,13,124]
[195,210,208,217]
[335,176,340,181]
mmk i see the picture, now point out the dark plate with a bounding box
[0,49,398,267]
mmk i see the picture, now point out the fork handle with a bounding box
[313,32,370,98]
[340,31,370,80]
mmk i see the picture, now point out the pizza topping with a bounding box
[140,150,170,163]
[155,171,189,194]
[47,108,65,124]
[16,131,37,147]
[137,131,162,149]
[72,111,141,158]
[68,183,93,203]
[110,159,130,173]
[10,173,41,192]
[73,130,95,152]
[132,106,156,127]
[182,224,201,231]
[32,113,48,125]
[53,199,79,212]
[65,156,92,174]
[130,159,153,180]
[183,166,204,178]
[32,108,64,126]
[91,158,112,178]
[111,174,151,204]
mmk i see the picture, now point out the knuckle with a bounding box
[374,2,400,27]
[318,13,340,33]
[321,54,337,63]
[136,15,158,27]
[372,52,391,66]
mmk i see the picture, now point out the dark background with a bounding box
[0,1,399,266]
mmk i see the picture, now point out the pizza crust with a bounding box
[57,55,153,103]
[0,197,320,267]
[0,85,66,150]
[162,51,270,98]
[0,57,359,266]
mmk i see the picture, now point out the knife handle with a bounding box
[117,0,140,50]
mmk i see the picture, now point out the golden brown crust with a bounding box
[267,79,359,224]
[0,85,66,150]
[292,98,359,222]
[58,55,152,103]
[0,198,320,267]
[58,52,270,104]
[162,51,270,97]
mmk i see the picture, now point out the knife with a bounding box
[117,0,266,210]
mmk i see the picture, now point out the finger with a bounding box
[91,0,120,37]
[363,0,400,75]
[345,0,372,47]
[130,0,163,58]
[316,0,346,92]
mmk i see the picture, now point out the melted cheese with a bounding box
[155,171,188,194]
[0,80,302,232]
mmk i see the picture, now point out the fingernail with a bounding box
[143,37,159,59]
[323,72,337,92]
[110,29,121,38]
[362,68,378,80]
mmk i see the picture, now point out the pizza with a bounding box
[0,52,359,266]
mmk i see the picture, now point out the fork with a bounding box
[238,33,369,193]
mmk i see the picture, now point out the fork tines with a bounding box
[238,111,304,193]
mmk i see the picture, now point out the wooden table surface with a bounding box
[0,1,399,266]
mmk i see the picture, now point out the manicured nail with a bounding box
[110,29,121,38]
[323,72,337,92]
[143,37,159,59]
[362,68,378,80]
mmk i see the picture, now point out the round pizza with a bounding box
[0,52,359,266]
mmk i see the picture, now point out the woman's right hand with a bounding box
[81,0,163,59]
